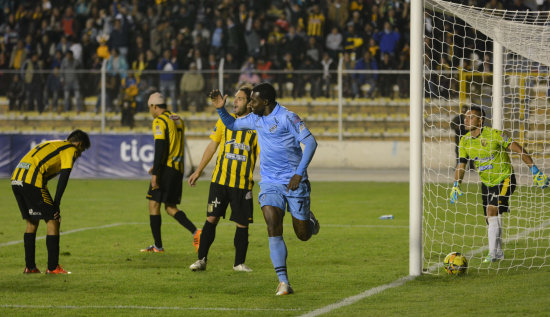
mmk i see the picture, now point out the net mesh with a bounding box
[423,0,550,273]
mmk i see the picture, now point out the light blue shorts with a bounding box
[258,181,311,221]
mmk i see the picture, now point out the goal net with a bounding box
[423,0,550,273]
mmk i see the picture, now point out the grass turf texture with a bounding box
[0,179,548,316]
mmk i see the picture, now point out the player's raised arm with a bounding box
[508,141,549,189]
[210,89,228,109]
[212,89,254,131]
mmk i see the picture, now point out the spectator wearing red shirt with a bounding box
[62,7,76,38]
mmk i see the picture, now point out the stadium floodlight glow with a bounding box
[413,0,550,274]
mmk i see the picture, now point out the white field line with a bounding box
[11,219,542,316]
[0,222,406,248]
[0,304,300,312]
[0,223,141,247]
[299,217,550,317]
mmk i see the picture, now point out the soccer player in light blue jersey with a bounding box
[211,82,320,296]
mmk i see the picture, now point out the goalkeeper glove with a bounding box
[450,181,463,204]
[530,165,549,189]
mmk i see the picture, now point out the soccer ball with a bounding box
[443,252,468,275]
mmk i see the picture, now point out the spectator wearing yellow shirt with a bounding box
[307,5,325,39]
[9,40,27,70]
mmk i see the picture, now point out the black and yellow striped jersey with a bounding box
[153,110,185,173]
[307,13,325,37]
[210,117,259,190]
[11,140,78,188]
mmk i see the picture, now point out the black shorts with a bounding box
[481,173,516,216]
[146,167,183,205]
[12,181,57,221]
[207,182,253,226]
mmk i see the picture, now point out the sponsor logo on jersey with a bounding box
[225,139,250,151]
[269,124,277,132]
[479,164,493,171]
[17,162,32,170]
[475,154,495,163]
[225,153,247,162]
[11,180,23,186]
[245,191,252,200]
[154,125,162,136]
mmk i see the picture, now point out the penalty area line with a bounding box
[0,223,142,248]
[300,218,550,317]
[298,275,417,317]
[0,222,405,248]
[0,304,301,312]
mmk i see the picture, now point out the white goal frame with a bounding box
[410,0,548,275]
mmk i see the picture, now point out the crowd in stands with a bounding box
[0,0,536,114]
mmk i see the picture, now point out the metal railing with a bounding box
[0,57,412,140]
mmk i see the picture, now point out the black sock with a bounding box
[234,227,249,266]
[150,215,162,249]
[24,233,36,269]
[198,221,217,260]
[173,210,197,234]
[46,235,60,271]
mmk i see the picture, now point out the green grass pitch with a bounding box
[0,179,548,316]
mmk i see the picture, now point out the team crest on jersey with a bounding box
[269,124,277,132]
[481,139,487,147]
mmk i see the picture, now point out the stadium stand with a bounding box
[5,0,543,140]
[0,0,415,140]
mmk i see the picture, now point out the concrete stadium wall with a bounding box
[187,140,457,170]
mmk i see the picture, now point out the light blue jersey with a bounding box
[219,103,314,184]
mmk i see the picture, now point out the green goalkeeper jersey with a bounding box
[459,127,513,187]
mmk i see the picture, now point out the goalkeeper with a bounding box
[450,106,548,263]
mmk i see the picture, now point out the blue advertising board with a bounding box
[0,134,155,178]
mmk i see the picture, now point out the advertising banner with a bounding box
[0,134,155,179]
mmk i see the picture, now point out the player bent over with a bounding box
[11,129,91,274]
[214,82,320,295]
[450,106,549,263]
[142,92,201,253]
[188,85,259,272]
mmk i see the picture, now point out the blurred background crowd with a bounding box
[0,0,541,115]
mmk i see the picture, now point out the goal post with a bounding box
[412,0,550,275]
[409,0,424,277]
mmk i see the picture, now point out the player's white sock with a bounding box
[495,215,503,258]
[487,216,500,258]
